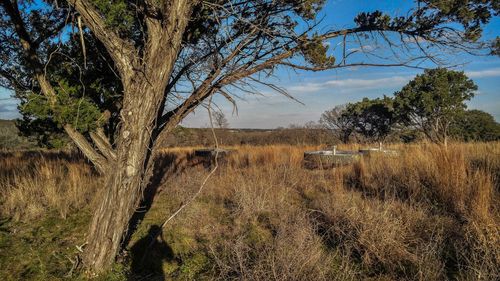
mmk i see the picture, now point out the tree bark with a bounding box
[74,0,193,272]
[82,79,163,271]
[83,160,153,272]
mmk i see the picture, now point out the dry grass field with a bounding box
[0,142,499,280]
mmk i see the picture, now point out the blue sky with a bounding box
[1,0,499,128]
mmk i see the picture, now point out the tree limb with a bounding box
[1,0,111,172]
[89,128,116,161]
[64,125,108,174]
[67,0,136,78]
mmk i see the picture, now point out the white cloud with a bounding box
[465,68,500,78]
[288,75,412,94]
[324,76,411,89]
[288,66,500,95]
[348,44,376,53]
[287,83,327,93]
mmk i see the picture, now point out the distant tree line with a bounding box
[8,68,499,148]
[321,68,500,144]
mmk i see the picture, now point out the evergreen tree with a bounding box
[394,68,477,145]
[451,109,500,141]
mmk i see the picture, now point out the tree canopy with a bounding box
[1,0,499,147]
[394,68,477,145]
[451,109,500,141]
[320,104,353,143]
[334,97,396,142]
[321,68,499,144]
[14,33,122,147]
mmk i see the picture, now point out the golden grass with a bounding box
[0,151,101,221]
[0,142,499,280]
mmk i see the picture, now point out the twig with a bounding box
[65,254,81,277]
[77,16,87,69]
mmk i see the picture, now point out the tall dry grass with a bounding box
[0,151,101,221]
[348,143,497,220]
[129,142,499,280]
[0,142,498,280]
[340,143,499,280]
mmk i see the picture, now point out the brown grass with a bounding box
[0,151,100,221]
[0,142,498,280]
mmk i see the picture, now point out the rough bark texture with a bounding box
[83,130,152,271]
[79,1,194,271]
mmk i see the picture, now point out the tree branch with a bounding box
[33,17,68,46]
[68,0,136,78]
[89,128,116,161]
[64,125,108,174]
[0,0,57,103]
[1,0,111,172]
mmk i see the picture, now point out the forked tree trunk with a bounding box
[82,82,164,272]
[3,0,193,274]
[79,7,193,273]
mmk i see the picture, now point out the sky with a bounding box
[1,0,499,128]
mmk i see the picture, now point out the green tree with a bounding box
[451,109,500,141]
[342,97,396,142]
[13,33,122,148]
[1,0,498,273]
[394,68,477,146]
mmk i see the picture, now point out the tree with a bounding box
[451,109,500,141]
[394,68,477,146]
[15,33,122,148]
[343,97,396,142]
[320,104,354,143]
[213,110,229,129]
[1,0,498,274]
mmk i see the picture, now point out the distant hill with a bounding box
[0,119,15,125]
[0,120,332,149]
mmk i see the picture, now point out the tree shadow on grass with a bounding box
[128,225,176,281]
[121,153,177,251]
[123,152,202,280]
[122,151,204,249]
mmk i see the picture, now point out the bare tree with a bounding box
[213,111,229,129]
[320,105,353,143]
[1,0,498,274]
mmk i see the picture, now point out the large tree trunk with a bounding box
[83,166,147,271]
[82,81,164,272]
[80,4,193,269]
[4,0,195,274]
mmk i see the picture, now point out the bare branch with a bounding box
[89,128,116,161]
[219,89,238,115]
[64,125,108,174]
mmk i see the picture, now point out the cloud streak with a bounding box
[465,68,500,78]
[288,75,412,94]
[288,67,500,95]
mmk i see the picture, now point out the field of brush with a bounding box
[0,143,499,280]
